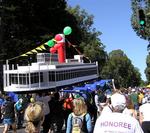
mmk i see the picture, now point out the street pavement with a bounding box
[0,123,66,133]
[0,124,26,133]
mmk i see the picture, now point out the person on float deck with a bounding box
[93,93,143,133]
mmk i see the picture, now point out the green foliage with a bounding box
[131,0,150,41]
[101,49,142,87]
[145,54,150,81]
[140,80,147,87]
[0,0,70,61]
[146,54,150,67]
[67,5,107,70]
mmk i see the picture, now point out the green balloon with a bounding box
[47,40,55,47]
[63,26,72,35]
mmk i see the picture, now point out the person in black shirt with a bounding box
[48,92,64,133]
[1,96,17,133]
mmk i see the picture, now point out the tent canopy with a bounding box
[146,84,150,88]
[7,92,18,102]
[61,79,112,92]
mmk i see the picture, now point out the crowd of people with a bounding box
[0,82,150,133]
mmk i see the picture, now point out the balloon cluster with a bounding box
[47,26,72,53]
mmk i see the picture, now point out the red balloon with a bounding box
[54,43,63,49]
[54,34,63,41]
[50,47,56,53]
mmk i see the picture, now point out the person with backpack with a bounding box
[14,98,24,129]
[63,93,73,128]
[66,98,92,133]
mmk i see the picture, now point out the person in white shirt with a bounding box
[94,93,143,133]
[94,89,107,116]
[36,92,51,133]
[139,95,150,133]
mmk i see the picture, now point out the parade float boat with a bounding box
[3,53,99,92]
[3,27,99,92]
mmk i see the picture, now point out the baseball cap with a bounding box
[19,98,23,103]
[131,89,135,92]
[30,97,35,103]
[111,93,126,107]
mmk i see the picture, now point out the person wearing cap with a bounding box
[139,91,150,133]
[93,93,143,133]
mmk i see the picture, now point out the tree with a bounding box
[0,1,106,63]
[145,54,150,82]
[101,49,141,87]
[67,6,107,71]
[0,0,70,61]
